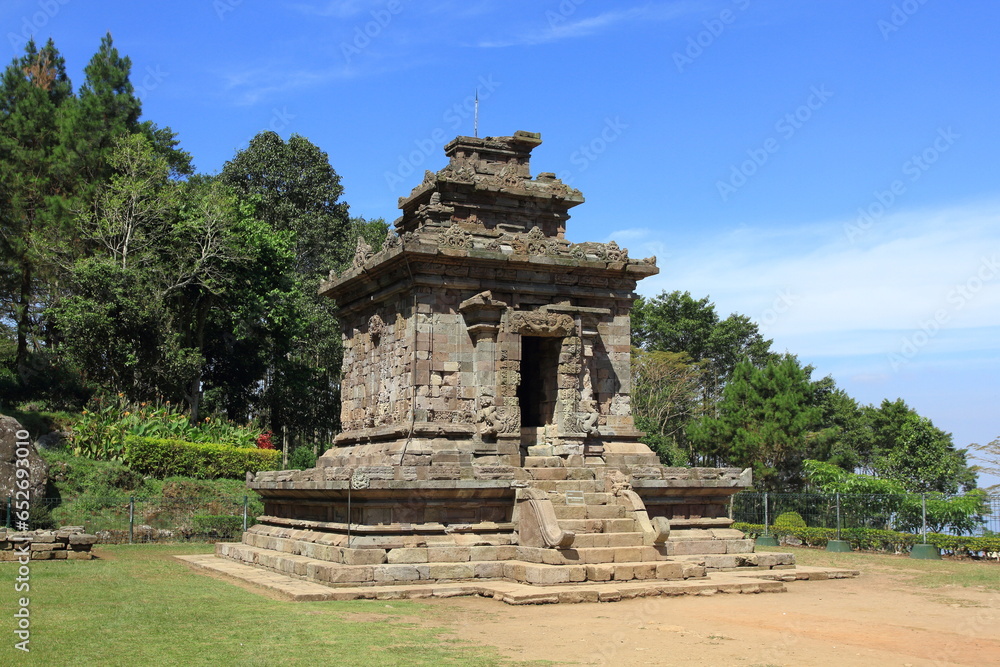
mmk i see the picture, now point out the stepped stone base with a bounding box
[180,553,858,604]
[214,460,814,600]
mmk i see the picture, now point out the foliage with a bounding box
[69,393,263,461]
[123,436,280,479]
[288,445,318,470]
[688,355,832,490]
[0,38,75,379]
[774,511,806,528]
[862,398,976,494]
[630,291,775,465]
[968,436,1000,493]
[632,349,704,465]
[735,522,1000,557]
[801,461,989,534]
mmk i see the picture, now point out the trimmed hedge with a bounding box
[123,436,281,480]
[735,522,1000,556]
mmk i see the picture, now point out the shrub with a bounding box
[123,436,281,480]
[288,446,317,470]
[775,511,807,528]
[70,394,263,461]
[734,522,1000,556]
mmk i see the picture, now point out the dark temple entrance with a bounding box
[517,336,562,427]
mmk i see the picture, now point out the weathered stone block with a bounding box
[385,547,425,564]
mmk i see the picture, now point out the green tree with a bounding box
[865,398,975,494]
[809,377,870,471]
[631,349,705,465]
[688,355,832,490]
[217,131,381,449]
[967,437,1000,493]
[631,291,775,464]
[0,39,74,381]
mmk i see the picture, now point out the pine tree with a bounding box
[687,355,830,490]
[0,38,74,378]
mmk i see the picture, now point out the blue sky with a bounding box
[5,0,999,486]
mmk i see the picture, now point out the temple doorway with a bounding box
[517,335,562,427]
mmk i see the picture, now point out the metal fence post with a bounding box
[128,496,135,544]
[921,493,927,544]
[242,495,249,532]
[836,492,842,541]
[763,491,769,535]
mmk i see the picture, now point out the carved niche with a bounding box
[508,311,575,337]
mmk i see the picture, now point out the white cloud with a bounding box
[475,3,696,48]
[623,200,1000,363]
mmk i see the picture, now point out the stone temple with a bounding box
[210,132,818,603]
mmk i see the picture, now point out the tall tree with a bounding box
[687,355,832,490]
[967,437,1000,493]
[631,291,775,464]
[217,131,378,447]
[57,32,190,214]
[0,38,74,380]
[864,398,975,494]
[631,349,705,465]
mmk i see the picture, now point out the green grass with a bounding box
[760,545,1000,590]
[0,544,518,666]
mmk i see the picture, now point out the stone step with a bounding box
[514,544,670,565]
[555,518,638,534]
[547,491,614,506]
[182,553,793,604]
[567,532,645,548]
[551,503,627,520]
[527,479,602,493]
[216,543,703,588]
[673,552,795,571]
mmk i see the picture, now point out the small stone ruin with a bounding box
[217,131,795,601]
[0,527,97,560]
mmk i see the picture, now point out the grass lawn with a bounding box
[759,544,1000,589]
[0,544,520,666]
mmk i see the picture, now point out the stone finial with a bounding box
[352,236,374,269]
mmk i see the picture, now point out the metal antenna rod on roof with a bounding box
[474,88,479,138]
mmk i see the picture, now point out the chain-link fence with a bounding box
[731,492,1000,538]
[3,494,261,543]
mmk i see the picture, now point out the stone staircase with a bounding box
[216,460,793,590]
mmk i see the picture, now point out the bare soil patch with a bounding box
[425,549,1000,666]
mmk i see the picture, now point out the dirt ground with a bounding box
[424,557,1000,666]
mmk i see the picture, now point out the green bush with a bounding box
[774,511,807,528]
[734,522,1000,556]
[288,446,317,470]
[191,514,243,538]
[123,436,281,480]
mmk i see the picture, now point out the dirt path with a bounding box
[428,567,1000,666]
